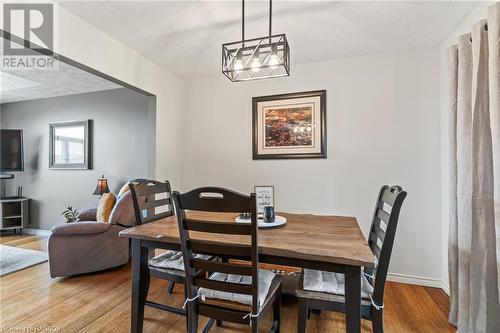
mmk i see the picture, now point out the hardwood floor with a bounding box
[0,235,455,333]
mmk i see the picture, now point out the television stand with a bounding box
[0,197,30,235]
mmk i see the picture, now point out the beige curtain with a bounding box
[448,3,500,332]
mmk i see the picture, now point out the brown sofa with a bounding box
[48,190,136,278]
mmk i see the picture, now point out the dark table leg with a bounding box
[131,239,149,333]
[344,265,361,333]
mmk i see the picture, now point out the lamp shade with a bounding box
[93,175,110,196]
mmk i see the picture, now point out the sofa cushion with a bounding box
[51,221,111,235]
[109,191,137,227]
[97,193,116,223]
[76,208,97,222]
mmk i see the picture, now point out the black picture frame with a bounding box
[49,120,92,170]
[252,90,327,159]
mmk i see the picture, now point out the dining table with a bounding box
[119,211,375,333]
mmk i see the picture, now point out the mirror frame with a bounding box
[49,120,92,170]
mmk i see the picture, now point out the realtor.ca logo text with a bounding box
[2,3,58,70]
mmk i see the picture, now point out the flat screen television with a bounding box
[1,129,24,172]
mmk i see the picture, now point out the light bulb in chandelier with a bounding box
[233,49,244,73]
[234,59,244,73]
[269,53,280,69]
[251,50,261,72]
[267,47,281,69]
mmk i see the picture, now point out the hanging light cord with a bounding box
[242,0,273,41]
[242,0,245,43]
[269,0,272,37]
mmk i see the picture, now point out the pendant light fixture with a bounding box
[222,0,290,82]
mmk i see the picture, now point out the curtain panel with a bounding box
[448,3,500,332]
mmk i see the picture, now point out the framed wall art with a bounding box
[252,90,326,159]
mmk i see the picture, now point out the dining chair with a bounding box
[129,180,187,315]
[172,187,282,333]
[295,185,407,333]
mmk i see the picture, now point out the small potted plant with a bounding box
[61,206,79,223]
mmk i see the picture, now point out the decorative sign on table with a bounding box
[254,185,274,215]
[252,90,327,159]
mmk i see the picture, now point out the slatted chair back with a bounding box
[366,185,407,305]
[129,180,174,226]
[172,187,259,323]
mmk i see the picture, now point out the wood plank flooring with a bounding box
[0,234,456,332]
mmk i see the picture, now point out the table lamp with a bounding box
[93,175,110,197]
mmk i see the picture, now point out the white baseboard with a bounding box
[23,228,51,236]
[441,282,450,295]
[387,272,448,292]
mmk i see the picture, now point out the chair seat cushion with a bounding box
[198,270,276,309]
[148,265,185,278]
[148,250,210,271]
[302,269,373,299]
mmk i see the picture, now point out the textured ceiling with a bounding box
[0,39,121,104]
[60,0,478,78]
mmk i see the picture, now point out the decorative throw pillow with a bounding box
[109,191,137,227]
[76,208,97,222]
[117,183,130,198]
[96,193,117,222]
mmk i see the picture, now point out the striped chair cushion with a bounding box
[303,269,373,299]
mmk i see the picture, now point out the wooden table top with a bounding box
[120,212,375,268]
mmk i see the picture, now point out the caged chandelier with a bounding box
[222,0,290,82]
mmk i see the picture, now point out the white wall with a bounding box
[53,4,184,189]
[439,1,495,293]
[181,47,442,282]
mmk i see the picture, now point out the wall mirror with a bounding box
[49,120,92,169]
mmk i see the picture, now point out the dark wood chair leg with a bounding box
[187,302,198,333]
[298,297,308,333]
[345,265,361,333]
[251,317,259,333]
[167,281,175,294]
[216,320,223,327]
[202,319,215,333]
[273,291,281,333]
[131,240,149,333]
[144,275,150,299]
[372,308,384,333]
